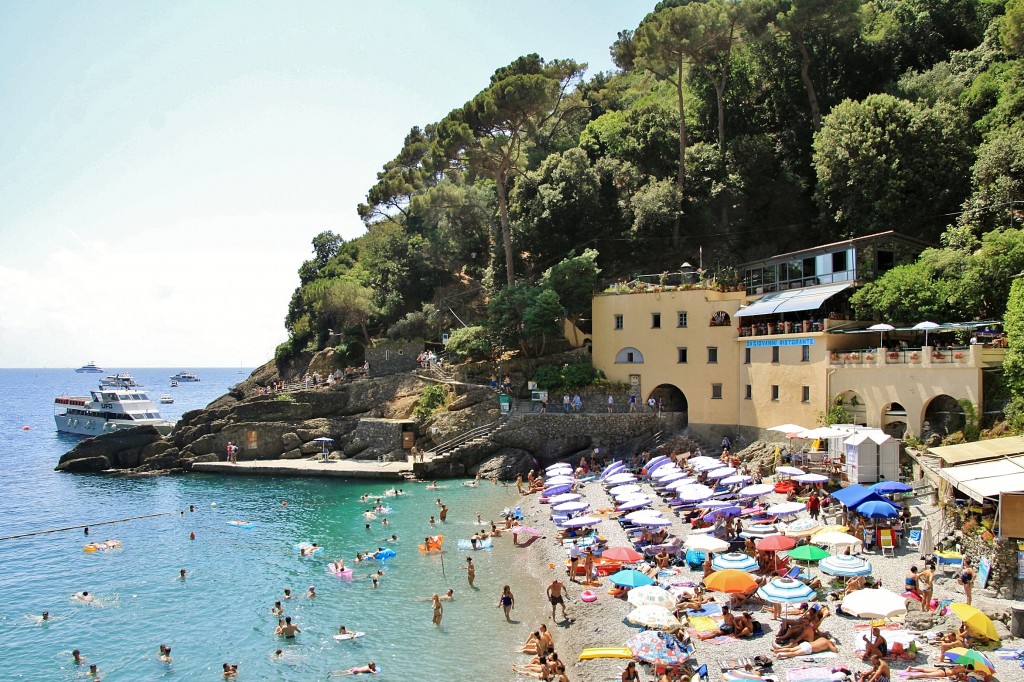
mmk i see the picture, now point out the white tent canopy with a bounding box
[939,456,1024,502]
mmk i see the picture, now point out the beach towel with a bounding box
[686,603,724,617]
[720,657,756,671]
[854,630,917,652]
[706,634,740,645]
[797,653,838,662]
[687,615,723,633]
[786,667,832,682]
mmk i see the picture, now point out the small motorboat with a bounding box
[159,394,174,404]
[169,380,178,387]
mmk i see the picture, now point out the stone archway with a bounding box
[649,384,688,427]
[923,395,964,438]
[882,402,907,439]
[836,390,866,425]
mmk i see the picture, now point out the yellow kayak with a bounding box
[578,646,634,660]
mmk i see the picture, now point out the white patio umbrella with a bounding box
[675,484,714,503]
[652,464,681,478]
[552,501,589,513]
[867,323,895,347]
[767,502,806,516]
[919,517,935,557]
[913,321,940,347]
[739,483,774,498]
[721,474,753,486]
[624,509,664,522]
[665,477,697,491]
[608,484,642,496]
[546,475,575,485]
[656,470,688,485]
[548,493,582,505]
[776,466,805,476]
[606,473,637,485]
[694,460,724,472]
[626,605,680,630]
[841,588,908,619]
[768,423,808,433]
[706,466,737,479]
[683,535,730,553]
[794,473,829,484]
[687,456,720,467]
[812,530,864,549]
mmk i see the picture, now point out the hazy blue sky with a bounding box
[0,0,652,368]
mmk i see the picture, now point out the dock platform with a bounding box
[191,458,413,481]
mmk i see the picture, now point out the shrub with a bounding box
[275,340,296,364]
[533,365,564,390]
[414,384,452,421]
[445,326,492,361]
[533,361,603,392]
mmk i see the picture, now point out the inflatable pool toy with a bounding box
[295,542,324,555]
[363,512,377,520]
[226,520,254,527]
[417,535,444,553]
[333,631,366,641]
[373,506,393,514]
[456,537,493,550]
[374,548,396,560]
[578,646,633,660]
[580,590,597,603]
[83,540,122,552]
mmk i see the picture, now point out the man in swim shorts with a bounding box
[568,540,581,582]
[773,637,838,659]
[547,579,569,620]
[277,616,301,638]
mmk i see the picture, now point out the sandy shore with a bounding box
[509,471,1024,682]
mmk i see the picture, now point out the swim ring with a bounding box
[580,590,597,603]
[294,542,324,555]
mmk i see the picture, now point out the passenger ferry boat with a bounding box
[75,361,104,373]
[54,376,175,437]
[170,371,200,382]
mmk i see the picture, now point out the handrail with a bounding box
[425,420,501,457]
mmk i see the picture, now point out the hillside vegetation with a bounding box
[276,0,1024,418]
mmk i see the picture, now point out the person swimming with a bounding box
[158,644,172,663]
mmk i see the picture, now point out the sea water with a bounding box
[0,369,533,680]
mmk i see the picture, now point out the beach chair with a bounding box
[879,529,896,557]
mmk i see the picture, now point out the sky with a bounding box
[0,0,653,368]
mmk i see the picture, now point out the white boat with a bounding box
[159,394,174,404]
[100,373,141,388]
[75,361,104,374]
[169,380,178,387]
[170,371,200,382]
[54,382,175,437]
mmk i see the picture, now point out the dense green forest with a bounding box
[278,0,1024,414]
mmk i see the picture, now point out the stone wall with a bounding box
[957,526,1023,599]
[344,418,415,462]
[495,413,665,464]
[365,341,424,376]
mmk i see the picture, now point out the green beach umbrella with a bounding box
[786,545,830,562]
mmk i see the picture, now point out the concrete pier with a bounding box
[191,458,413,481]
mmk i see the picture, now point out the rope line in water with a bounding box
[0,512,173,541]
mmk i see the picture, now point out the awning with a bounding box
[938,456,1024,502]
[735,283,851,318]
[929,435,1024,467]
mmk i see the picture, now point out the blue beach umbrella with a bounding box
[711,552,759,572]
[871,480,913,495]
[856,500,900,519]
[704,505,742,522]
[609,569,656,588]
[819,554,872,578]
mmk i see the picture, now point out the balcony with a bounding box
[827,345,1003,369]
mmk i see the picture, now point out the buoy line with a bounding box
[0,512,173,541]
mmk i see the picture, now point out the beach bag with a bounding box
[891,642,905,657]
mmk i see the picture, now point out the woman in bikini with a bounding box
[918,561,934,612]
[959,557,975,605]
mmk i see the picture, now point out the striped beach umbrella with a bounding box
[819,554,872,577]
[626,605,680,630]
[783,518,823,537]
[711,552,758,573]
[757,577,815,604]
[943,648,996,674]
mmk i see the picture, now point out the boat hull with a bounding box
[55,414,174,438]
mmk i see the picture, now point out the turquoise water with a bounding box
[1,369,529,680]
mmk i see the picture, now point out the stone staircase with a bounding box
[417,418,509,475]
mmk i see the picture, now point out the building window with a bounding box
[802,386,810,403]
[677,311,688,328]
[712,384,723,400]
[614,314,623,330]
[801,346,810,362]
[744,348,751,365]
[771,347,780,364]
[677,347,688,364]
[615,347,644,364]
[707,347,718,364]
[652,313,661,329]
[771,385,780,401]
[745,384,752,400]
[832,250,848,273]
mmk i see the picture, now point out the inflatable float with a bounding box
[226,520,254,528]
[373,506,392,514]
[374,548,396,560]
[295,542,324,555]
[456,537,493,550]
[578,646,633,660]
[580,590,597,603]
[333,631,366,641]
[83,540,122,552]
[417,535,444,553]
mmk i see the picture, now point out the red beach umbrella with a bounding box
[756,535,797,552]
[602,546,646,563]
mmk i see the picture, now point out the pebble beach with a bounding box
[506,462,1024,682]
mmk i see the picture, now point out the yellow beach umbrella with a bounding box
[949,603,999,641]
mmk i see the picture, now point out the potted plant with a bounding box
[831,352,841,362]
[953,351,964,360]
[865,353,874,362]
[887,351,899,360]
[932,350,944,360]
[910,351,920,361]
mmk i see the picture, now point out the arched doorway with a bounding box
[649,384,688,427]
[836,390,866,425]
[923,395,964,438]
[882,402,907,439]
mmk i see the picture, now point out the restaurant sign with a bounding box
[745,338,815,348]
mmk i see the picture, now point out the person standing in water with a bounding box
[497,585,515,622]
[464,557,476,587]
[431,593,443,626]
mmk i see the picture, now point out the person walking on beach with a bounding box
[547,579,569,621]
[568,540,581,582]
[959,557,975,605]
[497,585,515,622]
[808,491,821,520]
[464,557,476,588]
